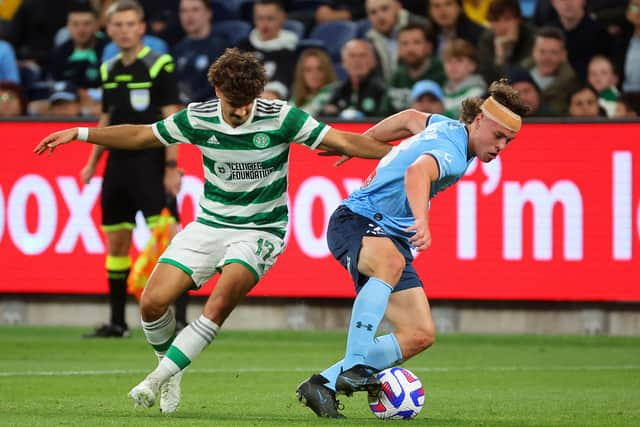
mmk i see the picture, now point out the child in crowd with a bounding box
[587,55,620,117]
[441,38,486,118]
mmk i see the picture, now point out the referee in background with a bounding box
[80,0,188,337]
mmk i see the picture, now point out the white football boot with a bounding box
[159,370,184,414]
[128,376,162,408]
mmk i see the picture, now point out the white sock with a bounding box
[149,315,219,383]
[141,308,175,361]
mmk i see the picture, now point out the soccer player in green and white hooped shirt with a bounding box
[35,48,393,413]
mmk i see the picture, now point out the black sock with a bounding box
[107,268,130,327]
[174,291,190,325]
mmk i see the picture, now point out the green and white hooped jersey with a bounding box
[151,98,331,238]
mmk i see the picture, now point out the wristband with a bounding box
[165,159,178,168]
[77,127,89,141]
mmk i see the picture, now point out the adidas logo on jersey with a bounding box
[207,134,220,145]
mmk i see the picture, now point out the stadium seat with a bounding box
[210,0,240,21]
[283,19,305,39]
[290,0,331,12]
[239,0,256,22]
[519,0,536,18]
[211,20,252,46]
[333,62,347,81]
[308,20,358,62]
[355,18,371,38]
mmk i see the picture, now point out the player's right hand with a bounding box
[34,128,77,156]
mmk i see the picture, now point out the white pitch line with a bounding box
[1,365,639,378]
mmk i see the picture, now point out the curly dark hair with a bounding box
[207,48,267,107]
[460,78,529,124]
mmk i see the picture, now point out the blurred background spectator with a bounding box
[442,38,486,118]
[364,0,429,81]
[427,0,484,55]
[290,47,338,116]
[50,2,106,90]
[0,81,26,116]
[507,65,551,116]
[0,39,20,84]
[615,90,640,116]
[522,26,579,115]
[237,0,298,88]
[47,80,82,117]
[547,0,611,82]
[409,79,445,113]
[261,79,289,100]
[173,0,228,103]
[323,39,385,117]
[568,83,606,117]
[477,0,535,83]
[623,0,640,91]
[587,54,620,117]
[381,23,444,115]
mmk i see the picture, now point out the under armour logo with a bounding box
[355,321,373,331]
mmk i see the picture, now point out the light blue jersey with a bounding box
[344,114,474,241]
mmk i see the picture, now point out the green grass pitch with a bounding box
[1,327,639,426]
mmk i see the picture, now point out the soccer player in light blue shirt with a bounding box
[297,80,529,418]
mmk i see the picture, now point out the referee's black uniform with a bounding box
[100,45,180,229]
[94,45,182,336]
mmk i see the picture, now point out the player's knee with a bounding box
[372,253,405,284]
[139,289,169,321]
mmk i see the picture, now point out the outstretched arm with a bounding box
[364,109,430,142]
[405,154,439,252]
[34,124,163,156]
[315,128,392,160]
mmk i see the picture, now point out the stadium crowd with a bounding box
[1,0,640,120]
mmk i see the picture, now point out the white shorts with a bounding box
[158,221,285,288]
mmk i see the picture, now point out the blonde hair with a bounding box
[106,0,144,21]
[291,48,337,107]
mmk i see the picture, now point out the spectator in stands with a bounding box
[80,0,185,339]
[381,23,445,114]
[409,79,445,113]
[290,48,338,116]
[427,0,484,55]
[477,0,536,84]
[507,65,551,117]
[442,39,486,118]
[6,0,74,75]
[323,39,386,118]
[0,40,20,84]
[522,27,579,116]
[568,83,606,117]
[315,1,367,25]
[47,81,82,117]
[50,3,106,90]
[623,0,640,91]
[139,0,183,46]
[615,90,640,116]
[173,0,228,104]
[290,1,367,37]
[0,81,26,116]
[237,0,298,89]
[261,80,289,100]
[462,0,492,27]
[548,0,612,82]
[587,55,620,117]
[364,0,430,81]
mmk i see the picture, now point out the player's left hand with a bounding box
[34,128,77,156]
[164,167,183,196]
[406,218,432,251]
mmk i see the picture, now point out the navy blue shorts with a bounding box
[327,205,423,293]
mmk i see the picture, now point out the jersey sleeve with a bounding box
[151,53,180,107]
[152,108,194,145]
[420,127,467,179]
[282,105,331,149]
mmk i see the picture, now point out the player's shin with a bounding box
[141,308,176,361]
[343,277,393,369]
[149,314,219,383]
